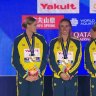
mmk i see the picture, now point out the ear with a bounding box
[27,24,30,28]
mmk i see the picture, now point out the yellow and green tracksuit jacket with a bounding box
[12,32,48,79]
[49,37,82,78]
[85,39,96,77]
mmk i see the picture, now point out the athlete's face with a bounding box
[27,21,37,33]
[59,21,71,36]
[91,30,96,39]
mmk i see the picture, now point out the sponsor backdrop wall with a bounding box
[0,0,96,76]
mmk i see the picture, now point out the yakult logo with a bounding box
[25,49,30,52]
[41,3,76,10]
[37,0,79,14]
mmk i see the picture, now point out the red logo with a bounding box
[41,3,76,10]
[25,50,30,52]
[22,15,64,29]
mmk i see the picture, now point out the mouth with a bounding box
[62,31,67,34]
[62,33,68,35]
[64,31,67,32]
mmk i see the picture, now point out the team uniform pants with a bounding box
[52,76,78,96]
[90,77,96,96]
[17,77,43,96]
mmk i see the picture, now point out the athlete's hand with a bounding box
[25,76,33,82]
[69,75,74,80]
[60,73,70,81]
[31,75,39,81]
[25,75,39,82]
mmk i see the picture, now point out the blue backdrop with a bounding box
[0,0,96,76]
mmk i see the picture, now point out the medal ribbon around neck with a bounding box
[61,38,70,59]
[25,32,35,56]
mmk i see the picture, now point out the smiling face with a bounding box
[59,21,71,37]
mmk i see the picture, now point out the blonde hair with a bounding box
[22,16,36,28]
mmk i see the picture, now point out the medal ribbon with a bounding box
[25,32,35,56]
[61,38,70,59]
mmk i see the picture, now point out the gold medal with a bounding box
[30,56,36,62]
[62,59,68,65]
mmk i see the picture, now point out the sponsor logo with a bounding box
[72,32,91,41]
[94,4,96,9]
[40,3,76,10]
[37,0,79,13]
[22,15,64,29]
[80,19,96,25]
[90,0,96,13]
[25,49,31,52]
[70,18,78,26]
[70,18,96,26]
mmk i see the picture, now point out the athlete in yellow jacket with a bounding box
[49,18,82,96]
[85,24,96,96]
[12,17,48,96]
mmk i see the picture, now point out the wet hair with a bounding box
[22,16,36,28]
[58,18,72,42]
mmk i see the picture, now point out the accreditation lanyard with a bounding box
[61,38,70,59]
[24,32,35,56]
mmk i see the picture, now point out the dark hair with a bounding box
[22,16,36,28]
[58,18,72,42]
[59,18,72,27]
[92,23,96,31]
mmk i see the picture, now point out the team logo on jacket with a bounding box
[57,46,60,49]
[22,44,25,46]
[70,46,74,49]
[92,47,95,50]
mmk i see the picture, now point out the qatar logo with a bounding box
[72,32,91,41]
[37,0,79,14]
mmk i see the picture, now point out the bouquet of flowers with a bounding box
[28,66,39,76]
[62,59,72,73]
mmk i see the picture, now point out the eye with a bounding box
[66,25,70,28]
[60,25,64,28]
[34,24,37,27]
